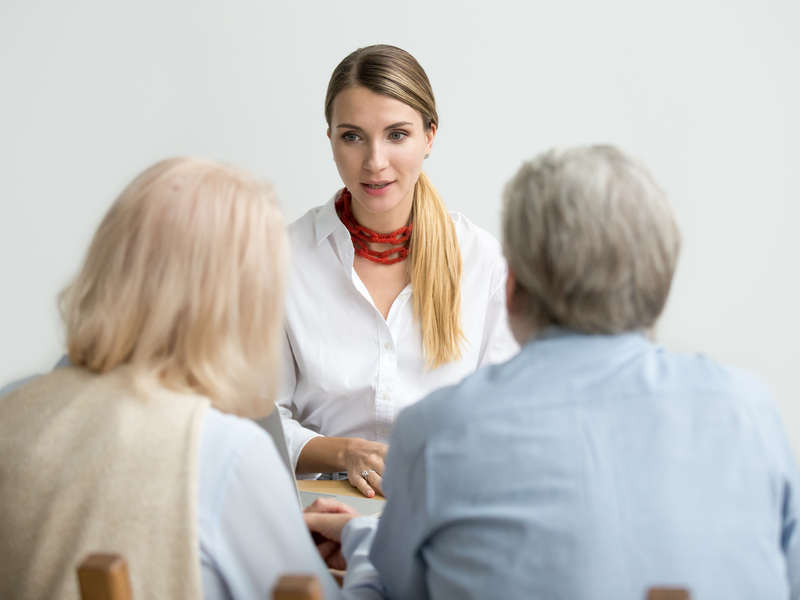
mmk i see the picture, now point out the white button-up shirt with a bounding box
[277,192,519,473]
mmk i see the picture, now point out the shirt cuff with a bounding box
[341,517,384,596]
[293,433,324,480]
[278,411,324,477]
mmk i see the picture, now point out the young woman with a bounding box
[278,45,519,498]
[0,158,379,600]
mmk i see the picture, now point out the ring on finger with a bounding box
[361,469,376,479]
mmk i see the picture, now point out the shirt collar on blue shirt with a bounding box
[528,325,649,346]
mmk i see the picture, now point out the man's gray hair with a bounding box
[502,145,681,334]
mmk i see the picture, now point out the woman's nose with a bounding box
[364,142,389,172]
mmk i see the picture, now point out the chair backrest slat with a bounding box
[647,588,691,600]
[77,554,133,600]
[273,574,322,600]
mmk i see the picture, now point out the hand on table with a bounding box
[296,436,387,498]
[304,498,359,570]
[344,438,387,498]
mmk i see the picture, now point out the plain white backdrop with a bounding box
[1,1,798,456]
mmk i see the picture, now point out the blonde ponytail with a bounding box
[411,171,464,368]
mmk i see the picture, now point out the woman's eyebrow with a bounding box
[335,121,414,131]
[384,121,413,130]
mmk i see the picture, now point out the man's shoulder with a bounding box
[395,355,522,446]
[656,348,775,409]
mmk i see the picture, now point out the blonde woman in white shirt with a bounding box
[278,45,519,498]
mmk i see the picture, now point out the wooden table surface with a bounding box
[296,479,385,500]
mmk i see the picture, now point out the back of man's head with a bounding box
[502,145,681,336]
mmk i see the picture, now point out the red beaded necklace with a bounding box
[335,188,413,265]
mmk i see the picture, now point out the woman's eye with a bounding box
[389,131,407,141]
[343,133,359,142]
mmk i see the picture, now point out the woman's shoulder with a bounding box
[449,211,507,287]
[198,408,277,498]
[197,408,287,519]
[449,211,503,256]
[287,191,341,243]
[199,407,271,461]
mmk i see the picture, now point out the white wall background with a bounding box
[1,1,798,456]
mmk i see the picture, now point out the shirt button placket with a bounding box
[376,326,396,444]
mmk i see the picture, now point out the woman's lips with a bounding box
[360,181,394,196]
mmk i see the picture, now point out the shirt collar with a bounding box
[527,325,648,346]
[315,189,346,246]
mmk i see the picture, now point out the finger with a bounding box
[304,513,354,542]
[315,539,340,560]
[349,472,375,498]
[326,501,359,515]
[316,498,358,515]
[304,513,337,540]
[369,472,384,497]
[304,497,357,514]
[327,551,348,571]
[316,541,347,570]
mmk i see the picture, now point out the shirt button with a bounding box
[382,392,390,400]
[384,342,392,350]
[381,429,390,435]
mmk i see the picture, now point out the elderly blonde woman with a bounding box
[306,146,800,599]
[0,159,380,600]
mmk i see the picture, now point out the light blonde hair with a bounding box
[59,157,287,417]
[325,44,464,368]
[502,145,681,334]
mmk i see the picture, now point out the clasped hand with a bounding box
[304,498,360,570]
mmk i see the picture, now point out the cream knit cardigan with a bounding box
[0,366,208,600]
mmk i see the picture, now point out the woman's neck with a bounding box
[348,197,413,247]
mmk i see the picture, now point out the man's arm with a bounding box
[368,402,434,600]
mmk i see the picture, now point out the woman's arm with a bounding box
[298,436,387,497]
[277,329,388,498]
[476,261,520,367]
[275,331,327,477]
[198,410,346,600]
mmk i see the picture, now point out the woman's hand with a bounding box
[343,437,387,498]
[297,437,388,498]
[304,498,359,570]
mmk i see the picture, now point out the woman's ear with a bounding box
[425,123,436,156]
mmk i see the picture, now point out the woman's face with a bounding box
[328,86,435,227]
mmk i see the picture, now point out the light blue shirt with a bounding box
[1,362,381,600]
[368,330,800,600]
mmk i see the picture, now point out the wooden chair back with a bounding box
[77,553,322,600]
[273,575,322,600]
[77,554,133,600]
[647,588,691,600]
[76,553,684,600]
